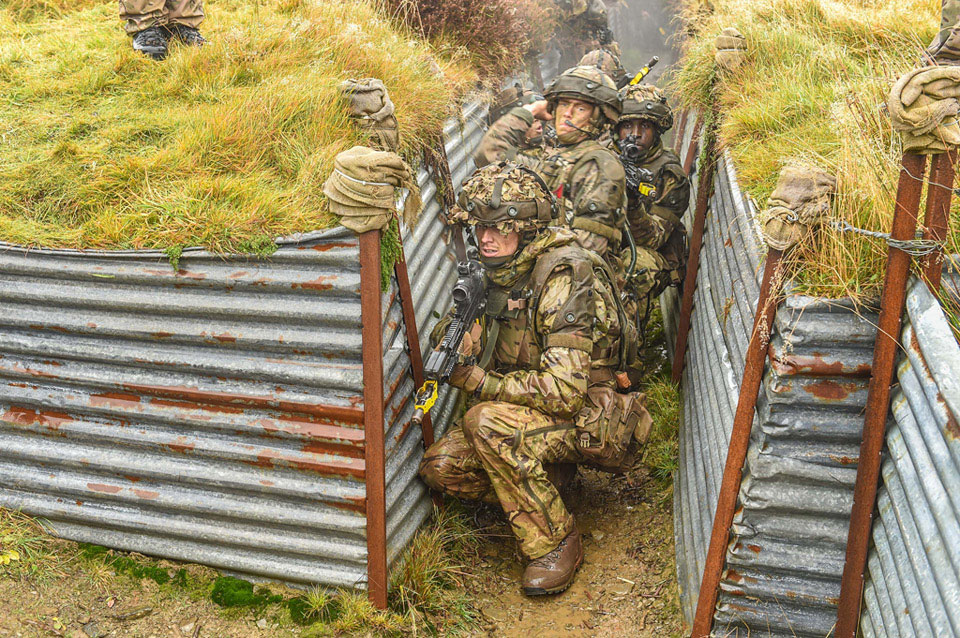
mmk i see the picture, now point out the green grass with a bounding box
[669,0,959,300]
[0,0,476,253]
[0,505,479,636]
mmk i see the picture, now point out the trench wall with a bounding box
[673,116,882,636]
[0,102,485,589]
[860,276,960,638]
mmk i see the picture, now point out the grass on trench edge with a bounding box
[0,504,482,636]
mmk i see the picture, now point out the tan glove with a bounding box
[448,322,485,392]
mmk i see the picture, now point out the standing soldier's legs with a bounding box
[461,402,580,560]
[120,0,166,35]
[166,0,205,30]
[419,424,499,505]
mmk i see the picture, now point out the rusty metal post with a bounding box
[359,230,388,609]
[835,152,929,638]
[683,120,703,177]
[393,247,443,509]
[672,118,716,384]
[674,110,690,155]
[920,151,956,291]
[690,246,786,638]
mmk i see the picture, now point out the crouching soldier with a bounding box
[474,66,626,263]
[419,162,651,596]
[615,84,691,334]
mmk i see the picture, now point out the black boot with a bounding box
[132,26,169,60]
[166,24,207,47]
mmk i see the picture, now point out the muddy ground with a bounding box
[465,467,682,637]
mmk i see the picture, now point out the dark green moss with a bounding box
[210,576,283,608]
[78,543,174,586]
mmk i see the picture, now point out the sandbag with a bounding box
[715,27,746,72]
[887,66,960,154]
[323,146,422,234]
[340,78,400,152]
[761,163,837,252]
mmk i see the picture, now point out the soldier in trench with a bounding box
[614,84,691,338]
[120,0,206,60]
[419,162,651,595]
[474,65,627,266]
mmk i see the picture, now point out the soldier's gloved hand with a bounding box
[448,364,485,394]
[524,100,553,122]
[455,322,483,364]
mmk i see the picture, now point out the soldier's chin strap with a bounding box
[562,119,600,141]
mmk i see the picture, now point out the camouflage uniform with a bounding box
[925,0,960,64]
[615,85,690,327]
[485,87,550,166]
[579,48,629,89]
[474,67,627,261]
[419,163,650,560]
[120,0,204,35]
[555,0,610,72]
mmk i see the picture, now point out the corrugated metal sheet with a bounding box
[673,119,883,636]
[383,101,486,566]
[861,276,960,638]
[0,103,486,589]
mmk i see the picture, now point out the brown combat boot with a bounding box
[522,528,584,596]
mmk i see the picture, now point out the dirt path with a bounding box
[464,465,683,637]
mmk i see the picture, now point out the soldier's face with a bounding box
[476,225,520,259]
[618,120,658,150]
[555,98,596,140]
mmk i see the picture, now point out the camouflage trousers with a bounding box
[419,401,581,559]
[621,247,670,328]
[120,0,204,35]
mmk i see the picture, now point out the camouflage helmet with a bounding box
[449,162,556,235]
[544,65,621,125]
[488,84,539,125]
[579,48,627,86]
[618,83,674,133]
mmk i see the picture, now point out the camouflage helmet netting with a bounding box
[618,83,674,132]
[449,163,555,234]
[578,49,626,84]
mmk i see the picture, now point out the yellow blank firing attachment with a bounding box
[414,380,439,414]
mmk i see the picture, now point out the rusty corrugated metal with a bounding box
[673,119,884,636]
[0,103,486,590]
[860,276,960,638]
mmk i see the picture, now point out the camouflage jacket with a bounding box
[624,141,690,252]
[475,107,627,257]
[437,229,624,419]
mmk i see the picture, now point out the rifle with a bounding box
[619,135,658,200]
[629,56,660,86]
[412,259,487,425]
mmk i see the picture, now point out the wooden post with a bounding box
[920,151,956,291]
[834,153,929,638]
[672,118,717,384]
[690,247,786,637]
[359,230,388,609]
[393,247,443,508]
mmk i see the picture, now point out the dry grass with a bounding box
[669,0,960,299]
[0,0,477,253]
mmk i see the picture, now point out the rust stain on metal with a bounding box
[151,331,173,339]
[165,437,196,454]
[292,275,336,292]
[121,382,365,425]
[2,406,72,430]
[804,379,858,402]
[87,483,122,495]
[40,360,63,367]
[151,397,243,415]
[122,475,142,483]
[770,351,872,378]
[90,391,143,408]
[245,449,365,479]
[228,271,250,279]
[747,544,761,554]
[311,241,356,252]
[133,489,159,500]
[259,479,274,487]
[830,454,858,466]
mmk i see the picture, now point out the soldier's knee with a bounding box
[418,450,456,493]
[462,402,499,447]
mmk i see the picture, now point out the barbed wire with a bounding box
[828,219,944,257]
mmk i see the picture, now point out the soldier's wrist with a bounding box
[478,371,503,399]
[460,366,486,394]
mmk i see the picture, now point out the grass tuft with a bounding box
[0,0,477,254]
[669,0,957,299]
